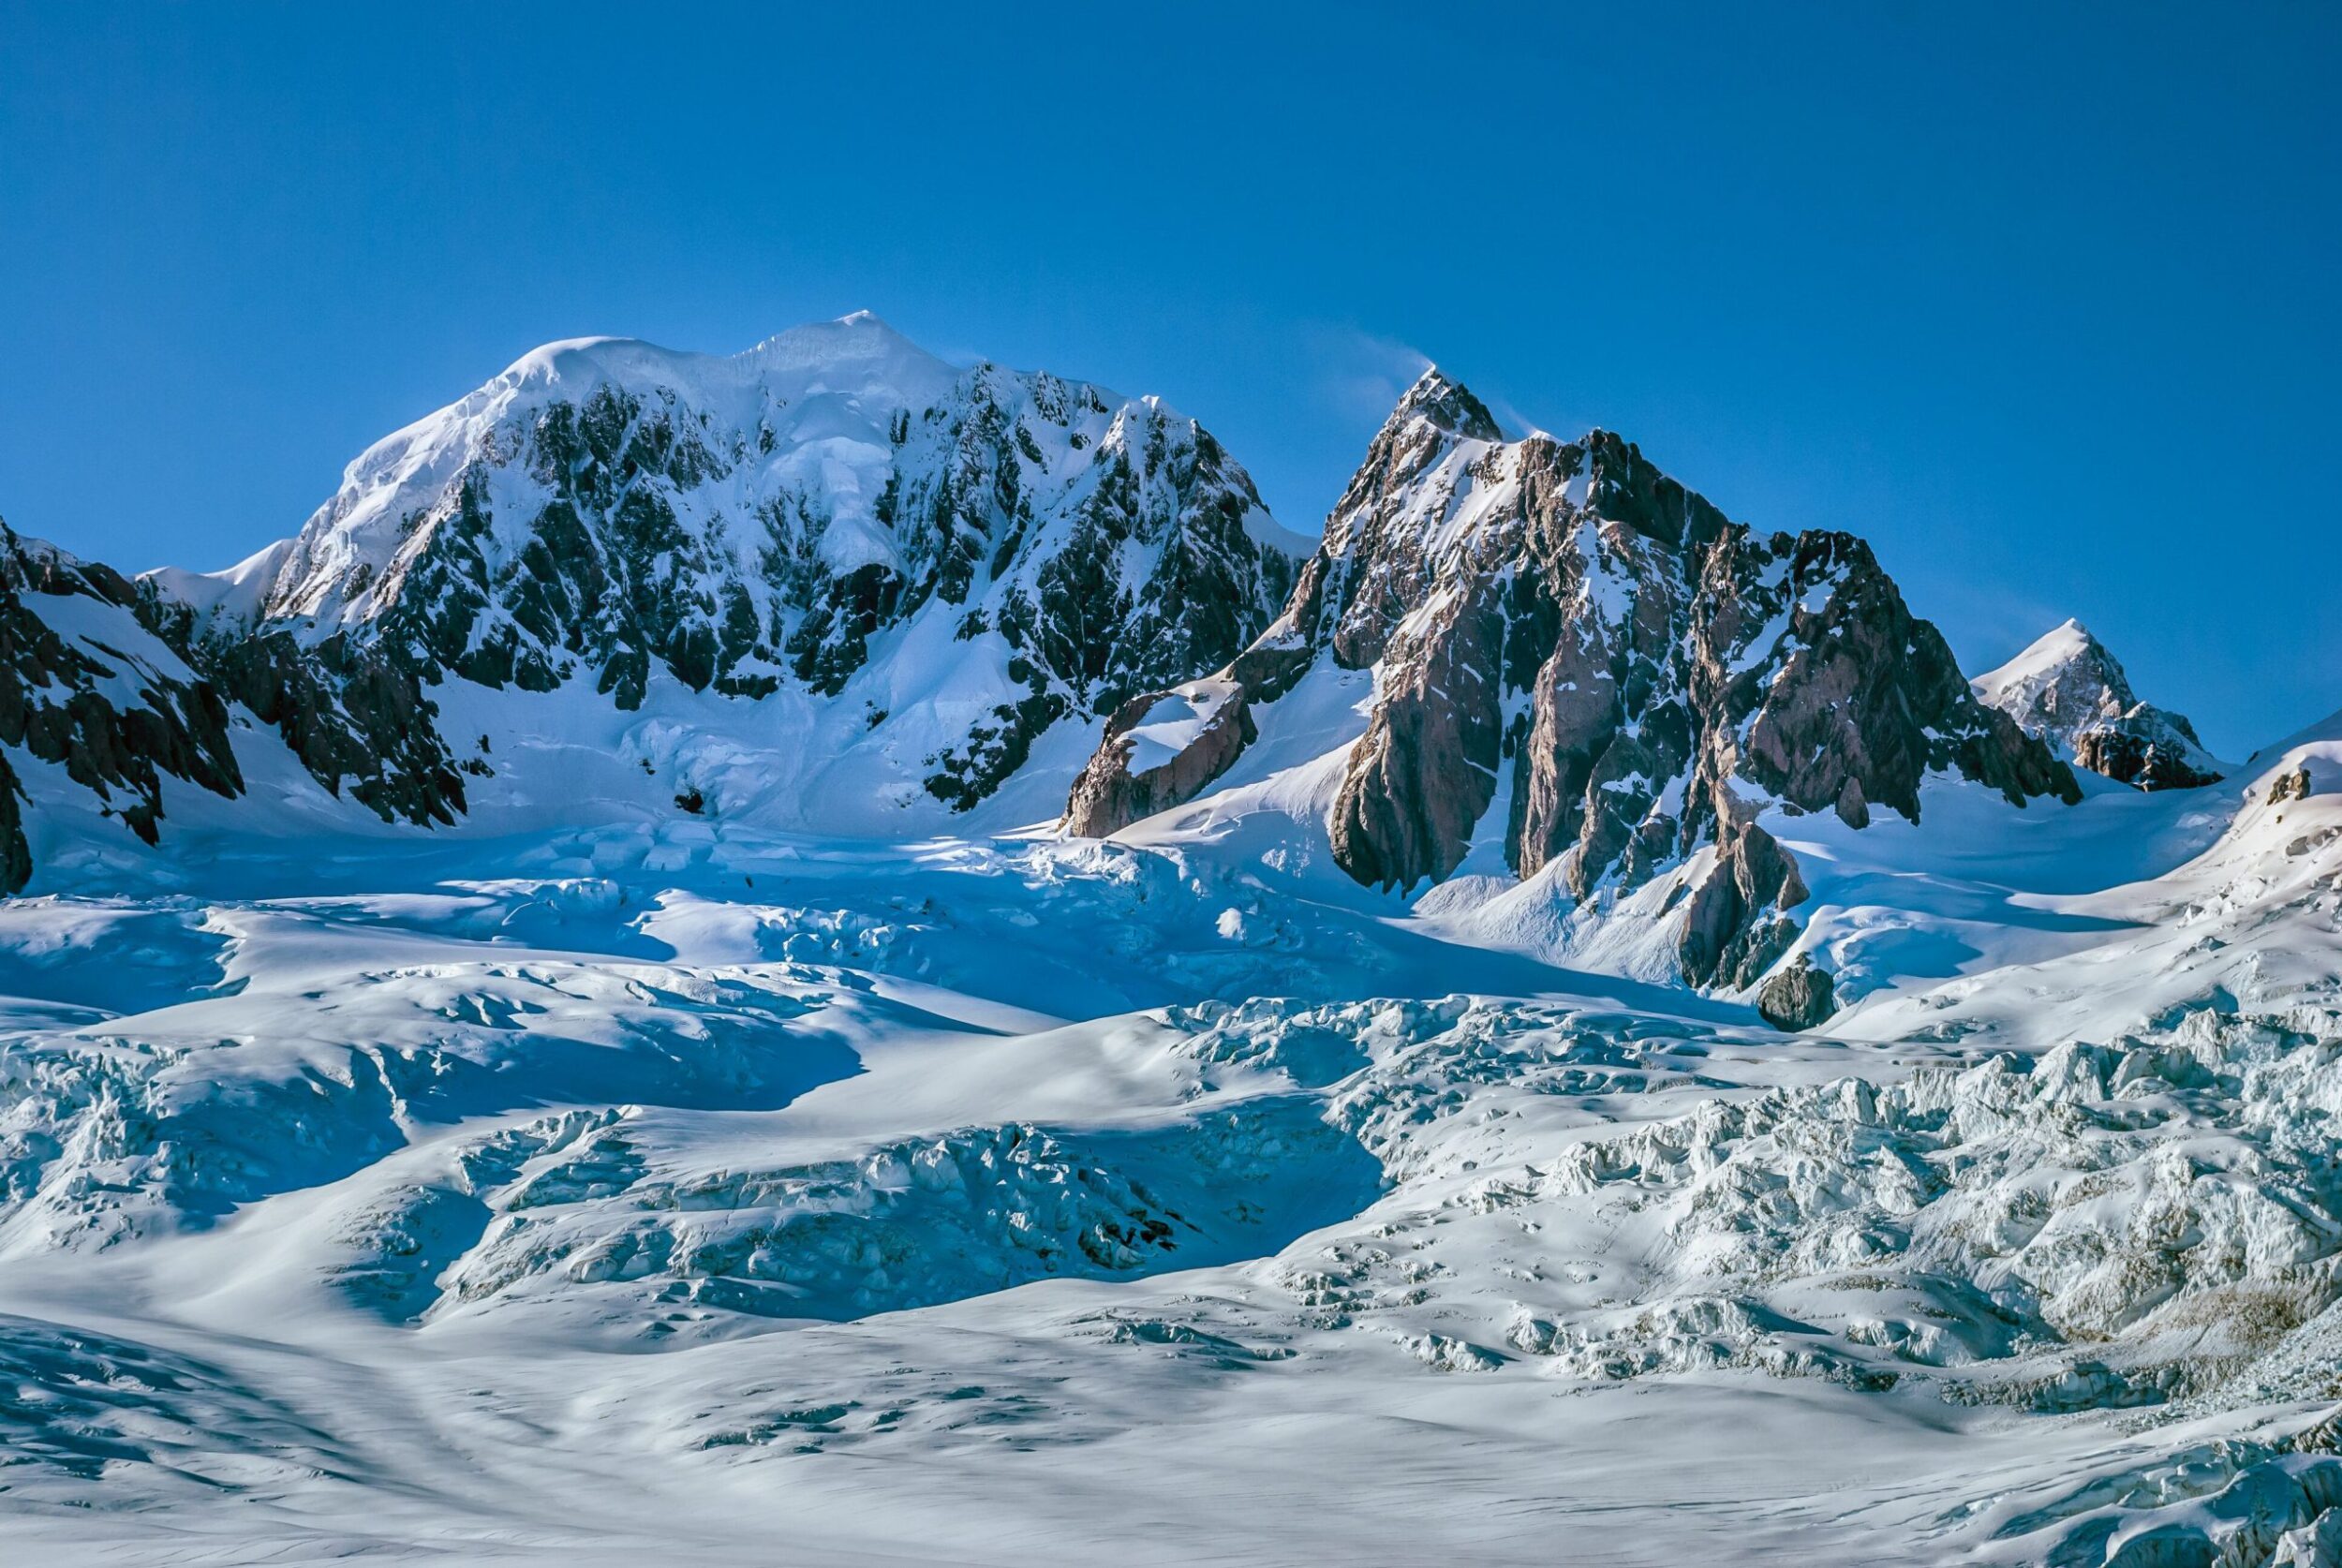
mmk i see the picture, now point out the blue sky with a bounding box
[2,2,2335,753]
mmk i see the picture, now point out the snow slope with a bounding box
[1,704,2339,1565]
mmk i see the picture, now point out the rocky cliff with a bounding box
[0,522,243,890]
[1065,368,2081,989]
[0,317,1307,891]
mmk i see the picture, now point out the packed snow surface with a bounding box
[4,688,2342,1563]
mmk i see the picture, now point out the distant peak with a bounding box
[1387,365,1503,443]
[2021,618,2115,670]
[744,309,935,363]
[1974,617,2137,712]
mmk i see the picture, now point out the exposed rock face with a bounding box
[1066,367,2081,987]
[2270,764,2313,806]
[0,517,477,893]
[1972,618,2223,791]
[227,315,1301,812]
[136,597,467,828]
[1756,956,1836,1031]
[0,522,245,890]
[1062,678,1254,837]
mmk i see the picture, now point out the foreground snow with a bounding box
[2,718,2340,1564]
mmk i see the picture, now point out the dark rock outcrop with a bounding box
[1757,956,1837,1031]
[2070,721,2223,791]
[2270,764,2313,806]
[0,522,246,890]
[141,608,467,828]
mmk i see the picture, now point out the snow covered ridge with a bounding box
[0,316,1313,891]
[1068,365,2080,996]
[213,312,1305,813]
[0,518,448,892]
[1975,617,2227,791]
[221,314,1305,742]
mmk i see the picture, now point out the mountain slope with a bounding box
[7,337,2342,1568]
[0,522,243,889]
[1067,368,2079,994]
[0,318,1317,893]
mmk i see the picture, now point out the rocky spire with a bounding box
[1066,406,2081,994]
[1385,366,1504,443]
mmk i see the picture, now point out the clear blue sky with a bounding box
[3,3,2335,753]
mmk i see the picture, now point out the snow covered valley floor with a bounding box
[5,759,2342,1565]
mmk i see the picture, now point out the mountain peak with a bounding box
[1387,365,1503,443]
[744,308,929,362]
[1974,619,2223,791]
[1975,619,2136,718]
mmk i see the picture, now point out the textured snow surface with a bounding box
[3,706,2341,1561]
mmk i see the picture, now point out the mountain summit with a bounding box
[1972,618,2224,791]
[1065,369,2079,995]
[0,318,1311,889]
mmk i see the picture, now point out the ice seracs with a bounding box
[1973,616,2226,791]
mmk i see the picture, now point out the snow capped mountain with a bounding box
[1975,617,2226,791]
[0,317,1312,893]
[1068,366,2077,1000]
[206,312,1307,815]
[7,325,2342,1568]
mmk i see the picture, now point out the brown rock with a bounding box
[1757,956,1837,1030]
[2270,764,2313,806]
[1062,680,1256,838]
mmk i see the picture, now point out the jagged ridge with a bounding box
[1066,367,2080,990]
[220,314,1303,812]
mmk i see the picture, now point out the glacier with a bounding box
[1,318,2338,1567]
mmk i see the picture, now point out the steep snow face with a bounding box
[1974,618,2225,791]
[1067,368,2077,992]
[164,313,1304,824]
[257,317,966,629]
